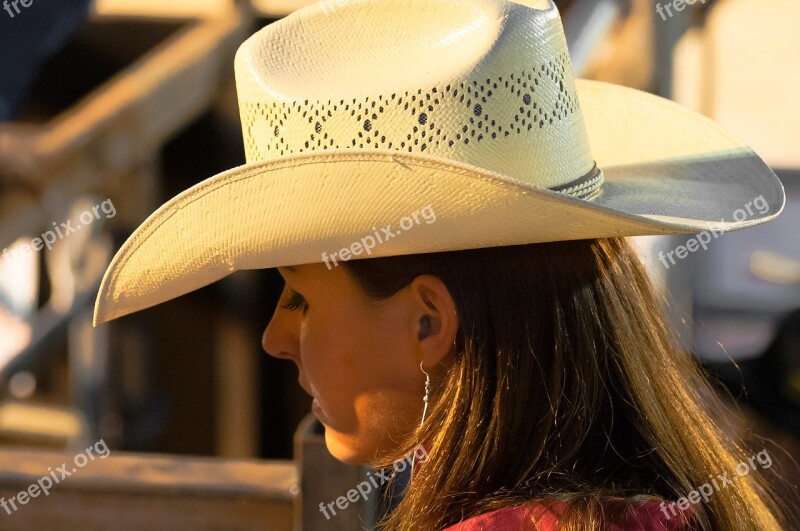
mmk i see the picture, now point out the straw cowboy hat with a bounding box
[93,0,784,326]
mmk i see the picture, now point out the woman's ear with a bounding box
[410,275,458,367]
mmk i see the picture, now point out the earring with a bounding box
[420,361,431,427]
[411,362,431,482]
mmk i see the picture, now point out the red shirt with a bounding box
[442,501,698,530]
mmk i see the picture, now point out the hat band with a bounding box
[549,163,603,200]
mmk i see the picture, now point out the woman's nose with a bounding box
[262,306,298,361]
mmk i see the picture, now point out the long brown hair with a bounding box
[342,237,792,530]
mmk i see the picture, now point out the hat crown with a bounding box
[234,0,597,194]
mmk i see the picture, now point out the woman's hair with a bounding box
[341,237,793,530]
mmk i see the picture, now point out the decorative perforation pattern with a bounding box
[240,52,578,159]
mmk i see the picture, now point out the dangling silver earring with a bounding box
[420,361,431,427]
[410,362,431,483]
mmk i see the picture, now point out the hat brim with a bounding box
[93,79,785,325]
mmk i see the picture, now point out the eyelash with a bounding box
[281,290,309,314]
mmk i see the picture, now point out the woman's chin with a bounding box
[324,429,368,465]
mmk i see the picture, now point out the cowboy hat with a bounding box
[92,0,785,326]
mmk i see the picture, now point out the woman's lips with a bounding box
[298,378,313,397]
[311,398,327,424]
[299,378,327,424]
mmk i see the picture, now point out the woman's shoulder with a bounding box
[441,499,698,531]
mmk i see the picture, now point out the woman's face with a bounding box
[261,263,457,464]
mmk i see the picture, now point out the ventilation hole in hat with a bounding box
[242,52,576,159]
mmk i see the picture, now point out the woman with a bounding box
[93,0,793,528]
[263,239,787,530]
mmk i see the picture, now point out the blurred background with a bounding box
[0,0,798,529]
